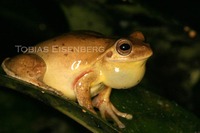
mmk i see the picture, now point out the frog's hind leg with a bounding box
[1,54,47,88]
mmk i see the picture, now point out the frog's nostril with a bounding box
[106,51,113,58]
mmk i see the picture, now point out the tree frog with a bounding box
[1,31,152,128]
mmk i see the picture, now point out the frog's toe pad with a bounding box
[110,103,132,120]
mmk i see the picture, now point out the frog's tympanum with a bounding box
[2,31,152,128]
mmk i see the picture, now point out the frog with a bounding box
[1,30,153,128]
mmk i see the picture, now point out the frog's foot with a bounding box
[92,87,132,128]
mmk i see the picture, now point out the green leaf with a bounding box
[0,67,199,133]
[0,67,118,133]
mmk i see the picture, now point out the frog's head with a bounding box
[100,31,153,89]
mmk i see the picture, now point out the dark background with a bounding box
[0,0,199,132]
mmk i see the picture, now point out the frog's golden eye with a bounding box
[116,39,132,56]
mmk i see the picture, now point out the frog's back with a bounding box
[34,31,114,66]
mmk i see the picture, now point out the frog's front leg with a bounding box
[92,87,132,128]
[74,71,97,114]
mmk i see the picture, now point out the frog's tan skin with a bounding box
[2,31,152,128]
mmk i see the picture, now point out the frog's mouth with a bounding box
[106,55,151,63]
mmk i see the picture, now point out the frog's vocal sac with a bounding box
[1,30,153,128]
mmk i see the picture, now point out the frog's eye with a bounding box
[116,39,132,56]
